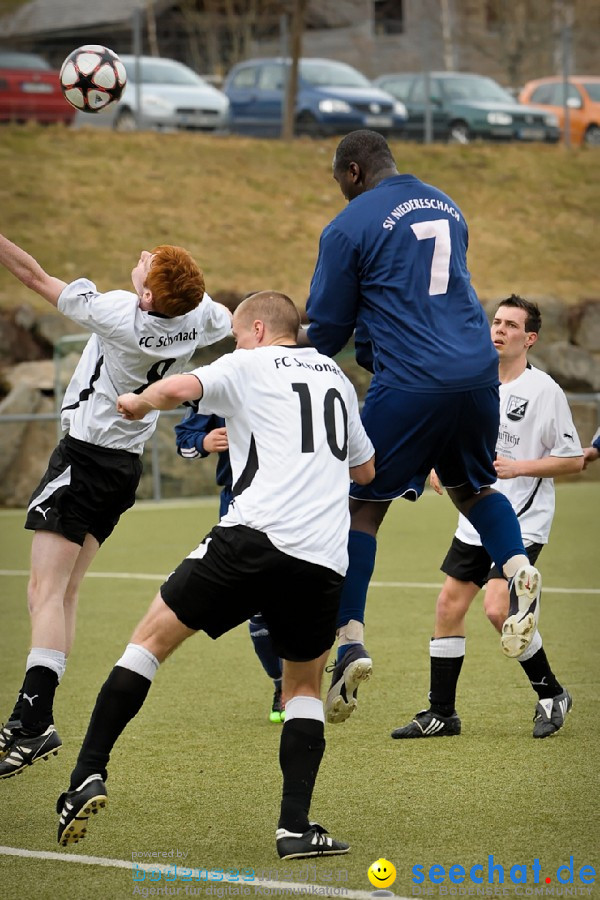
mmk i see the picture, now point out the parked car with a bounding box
[72,55,229,132]
[518,76,600,146]
[0,49,75,125]
[372,71,560,143]
[223,57,407,137]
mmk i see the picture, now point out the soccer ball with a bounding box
[60,45,127,113]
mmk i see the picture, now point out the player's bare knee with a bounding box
[26,579,58,618]
[484,591,507,633]
[435,586,467,632]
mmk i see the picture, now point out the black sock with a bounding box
[519,648,562,700]
[248,615,282,681]
[278,718,325,833]
[69,665,152,791]
[6,677,26,723]
[19,666,59,733]
[429,655,464,717]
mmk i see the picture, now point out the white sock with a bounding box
[430,637,466,658]
[338,619,364,645]
[115,643,160,682]
[284,695,324,723]
[517,630,542,661]
[26,647,66,682]
[503,555,531,579]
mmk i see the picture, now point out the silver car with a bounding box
[72,55,229,132]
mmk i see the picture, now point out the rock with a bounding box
[0,382,57,505]
[0,308,48,366]
[571,300,600,354]
[34,312,89,350]
[532,341,600,392]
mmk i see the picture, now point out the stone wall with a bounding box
[0,294,598,508]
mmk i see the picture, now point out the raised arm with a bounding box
[118,373,203,420]
[0,234,67,307]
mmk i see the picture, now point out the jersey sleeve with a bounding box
[191,351,245,418]
[174,410,217,458]
[344,377,375,468]
[194,294,232,346]
[57,279,134,338]
[541,384,583,458]
[306,225,361,356]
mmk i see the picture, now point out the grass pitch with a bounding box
[0,483,598,899]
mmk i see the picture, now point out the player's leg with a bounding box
[264,554,348,859]
[392,577,475,739]
[325,382,445,724]
[324,497,389,724]
[62,533,101,656]
[248,613,284,722]
[56,524,279,848]
[57,590,195,846]
[441,386,541,658]
[483,552,572,738]
[0,531,85,777]
[276,652,345,858]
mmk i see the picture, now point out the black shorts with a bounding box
[441,537,544,589]
[25,435,142,546]
[161,524,342,662]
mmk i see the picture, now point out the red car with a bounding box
[0,50,75,124]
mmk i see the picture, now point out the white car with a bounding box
[72,55,229,132]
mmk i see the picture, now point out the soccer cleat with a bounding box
[532,689,572,739]
[325,643,372,724]
[501,565,542,658]
[390,708,462,739]
[0,724,61,778]
[0,719,20,759]
[276,822,350,860]
[269,686,286,724]
[57,774,108,846]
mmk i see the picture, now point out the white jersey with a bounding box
[57,278,231,454]
[457,364,582,546]
[191,345,374,575]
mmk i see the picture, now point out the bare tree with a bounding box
[282,0,308,140]
[454,0,558,87]
[146,0,160,57]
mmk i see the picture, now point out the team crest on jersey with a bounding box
[506,395,529,421]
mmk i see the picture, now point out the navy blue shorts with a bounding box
[350,380,499,502]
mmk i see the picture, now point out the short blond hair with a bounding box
[236,291,301,338]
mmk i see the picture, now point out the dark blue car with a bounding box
[223,57,407,138]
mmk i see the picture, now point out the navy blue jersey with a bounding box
[307,174,498,393]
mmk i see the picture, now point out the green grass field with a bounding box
[0,484,598,899]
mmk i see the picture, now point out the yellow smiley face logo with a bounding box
[368,858,396,889]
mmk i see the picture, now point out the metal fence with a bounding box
[0,333,599,504]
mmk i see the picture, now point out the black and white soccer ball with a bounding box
[60,45,127,113]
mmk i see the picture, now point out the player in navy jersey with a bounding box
[0,234,231,779]
[56,291,375,859]
[299,130,543,723]
[175,408,285,722]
